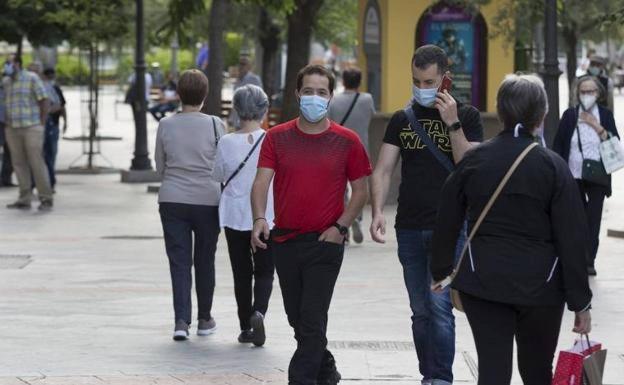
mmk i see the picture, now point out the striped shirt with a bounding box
[4,70,48,128]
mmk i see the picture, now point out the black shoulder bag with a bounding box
[576,109,609,187]
[340,93,360,125]
[221,132,266,190]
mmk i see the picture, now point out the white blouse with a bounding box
[213,129,275,231]
[568,105,602,179]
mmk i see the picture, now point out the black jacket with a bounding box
[431,129,592,312]
[553,105,620,196]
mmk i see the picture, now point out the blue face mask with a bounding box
[299,95,329,123]
[3,62,14,77]
[412,85,437,107]
[587,66,601,76]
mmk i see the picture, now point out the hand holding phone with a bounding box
[438,74,453,94]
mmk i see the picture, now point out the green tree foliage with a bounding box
[0,0,67,51]
[486,0,624,102]
[45,0,131,48]
[314,0,358,48]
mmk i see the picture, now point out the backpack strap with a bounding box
[403,106,455,173]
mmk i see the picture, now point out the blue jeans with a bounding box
[396,229,465,385]
[159,202,220,325]
[43,118,59,188]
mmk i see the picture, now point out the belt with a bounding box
[271,228,321,243]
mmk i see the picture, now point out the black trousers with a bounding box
[460,292,565,385]
[0,122,13,185]
[159,202,220,325]
[224,227,275,330]
[273,234,344,385]
[577,180,607,267]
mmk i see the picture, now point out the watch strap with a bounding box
[449,121,462,132]
[332,222,348,235]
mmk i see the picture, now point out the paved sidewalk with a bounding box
[0,86,623,384]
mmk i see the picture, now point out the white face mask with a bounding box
[580,94,597,111]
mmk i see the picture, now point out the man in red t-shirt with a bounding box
[251,65,371,385]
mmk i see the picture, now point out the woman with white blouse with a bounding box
[554,75,620,276]
[213,84,275,346]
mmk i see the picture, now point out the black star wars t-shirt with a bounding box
[383,102,483,229]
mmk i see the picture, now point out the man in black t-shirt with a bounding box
[42,68,66,190]
[369,45,483,385]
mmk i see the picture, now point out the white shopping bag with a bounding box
[600,135,624,174]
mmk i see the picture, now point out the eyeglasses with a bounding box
[579,89,598,95]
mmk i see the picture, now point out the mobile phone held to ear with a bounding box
[438,74,453,94]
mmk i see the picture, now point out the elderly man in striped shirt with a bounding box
[2,54,53,211]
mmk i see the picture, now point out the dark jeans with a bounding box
[460,291,565,385]
[224,227,275,330]
[396,229,464,385]
[159,202,220,325]
[0,122,13,185]
[149,102,178,121]
[43,117,60,188]
[577,180,607,267]
[273,233,344,385]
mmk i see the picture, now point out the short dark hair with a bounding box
[496,74,548,132]
[342,67,362,89]
[296,64,335,93]
[43,68,56,77]
[11,54,22,66]
[177,69,208,106]
[411,45,448,74]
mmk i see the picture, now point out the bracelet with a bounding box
[253,217,266,224]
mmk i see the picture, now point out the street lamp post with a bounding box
[130,0,152,170]
[541,0,561,148]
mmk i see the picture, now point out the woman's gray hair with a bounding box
[496,73,548,132]
[573,75,605,105]
[232,84,269,123]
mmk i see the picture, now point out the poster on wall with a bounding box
[417,5,486,110]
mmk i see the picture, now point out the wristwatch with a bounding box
[332,222,349,236]
[448,121,462,132]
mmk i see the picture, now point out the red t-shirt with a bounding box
[258,118,372,241]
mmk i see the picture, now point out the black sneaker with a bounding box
[587,266,597,276]
[250,311,266,347]
[6,201,31,210]
[318,369,341,385]
[38,200,53,211]
[318,350,341,385]
[237,330,254,343]
[173,320,189,341]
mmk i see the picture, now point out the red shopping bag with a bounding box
[552,337,602,385]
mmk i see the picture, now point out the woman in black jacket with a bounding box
[431,74,592,385]
[553,75,620,276]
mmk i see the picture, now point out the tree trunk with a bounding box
[16,37,23,58]
[562,25,578,107]
[202,0,228,117]
[280,0,325,122]
[258,8,281,102]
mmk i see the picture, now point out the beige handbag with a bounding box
[444,143,538,312]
